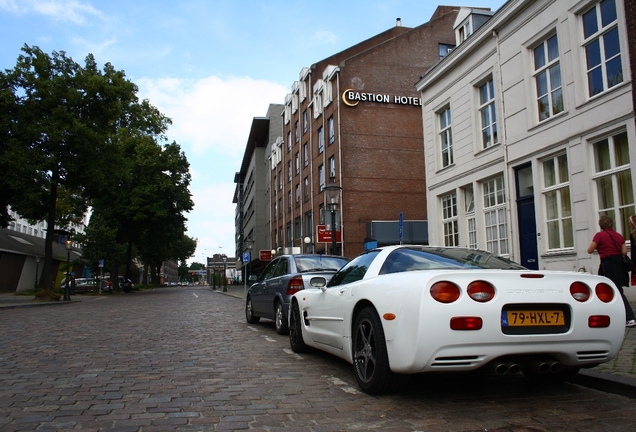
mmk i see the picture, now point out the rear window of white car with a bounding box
[379,247,526,274]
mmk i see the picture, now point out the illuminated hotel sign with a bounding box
[342,89,422,107]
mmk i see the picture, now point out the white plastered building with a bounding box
[416,0,634,273]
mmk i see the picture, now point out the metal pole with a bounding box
[331,208,337,255]
[64,248,71,301]
[34,256,39,290]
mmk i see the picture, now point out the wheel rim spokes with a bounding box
[354,320,376,383]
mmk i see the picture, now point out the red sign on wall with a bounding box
[316,224,341,243]
[260,250,272,261]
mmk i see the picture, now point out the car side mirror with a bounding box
[309,276,328,291]
[249,275,258,282]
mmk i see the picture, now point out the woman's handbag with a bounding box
[607,231,633,273]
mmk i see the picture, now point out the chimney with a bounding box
[396,18,402,27]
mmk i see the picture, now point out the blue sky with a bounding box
[1,0,504,264]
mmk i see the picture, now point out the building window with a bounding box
[458,20,472,43]
[478,78,498,148]
[295,152,300,174]
[442,193,459,246]
[288,191,292,211]
[295,184,300,205]
[287,161,292,182]
[592,131,634,236]
[303,110,308,133]
[295,217,302,240]
[286,223,292,247]
[329,156,336,178]
[295,120,300,143]
[483,176,509,255]
[318,126,325,154]
[439,43,455,59]
[278,198,282,217]
[328,116,335,144]
[304,177,309,201]
[534,34,563,121]
[543,154,573,250]
[303,143,309,166]
[319,164,325,191]
[278,169,282,190]
[439,107,453,167]
[464,185,477,248]
[287,131,292,152]
[319,203,325,224]
[582,0,623,97]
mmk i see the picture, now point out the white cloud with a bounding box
[137,75,288,157]
[0,0,105,24]
[312,30,337,44]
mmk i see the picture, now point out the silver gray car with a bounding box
[245,254,350,334]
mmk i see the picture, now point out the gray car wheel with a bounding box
[275,302,289,335]
[245,296,260,324]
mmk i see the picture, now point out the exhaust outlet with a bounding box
[529,360,551,374]
[491,362,509,375]
[549,361,562,373]
[507,362,521,375]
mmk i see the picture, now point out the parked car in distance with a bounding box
[61,277,97,294]
[288,245,626,394]
[245,254,350,335]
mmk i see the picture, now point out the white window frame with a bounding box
[591,130,634,236]
[482,176,509,255]
[581,0,623,97]
[542,153,574,250]
[533,33,564,122]
[439,107,453,168]
[442,193,459,246]
[478,78,498,149]
[464,185,477,249]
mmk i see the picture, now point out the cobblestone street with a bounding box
[1,286,636,431]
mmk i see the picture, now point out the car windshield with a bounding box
[294,256,349,272]
[379,246,527,275]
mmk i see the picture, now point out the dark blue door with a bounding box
[515,165,539,270]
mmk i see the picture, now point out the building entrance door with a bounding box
[515,164,539,270]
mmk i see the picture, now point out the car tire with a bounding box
[245,296,260,324]
[353,307,403,394]
[275,302,289,335]
[289,301,310,353]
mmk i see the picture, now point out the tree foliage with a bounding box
[0,45,195,289]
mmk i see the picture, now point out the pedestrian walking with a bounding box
[587,215,636,327]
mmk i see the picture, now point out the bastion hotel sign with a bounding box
[342,89,422,107]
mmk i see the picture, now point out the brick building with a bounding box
[269,6,467,259]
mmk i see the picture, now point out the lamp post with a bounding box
[324,177,342,255]
[244,238,254,298]
[64,240,72,301]
[304,236,311,253]
[223,256,227,292]
[34,255,40,290]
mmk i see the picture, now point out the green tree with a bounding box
[0,45,145,290]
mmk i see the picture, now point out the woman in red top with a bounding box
[587,215,636,327]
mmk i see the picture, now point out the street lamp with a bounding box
[34,255,40,290]
[223,256,227,292]
[64,240,72,301]
[304,236,311,253]
[324,176,342,255]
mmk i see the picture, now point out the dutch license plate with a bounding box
[503,310,565,327]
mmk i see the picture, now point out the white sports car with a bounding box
[288,245,626,394]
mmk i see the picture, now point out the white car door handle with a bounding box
[339,288,347,295]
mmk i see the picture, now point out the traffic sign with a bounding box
[243,252,251,263]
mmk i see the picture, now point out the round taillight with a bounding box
[570,282,591,302]
[430,281,460,303]
[467,281,495,302]
[595,283,615,303]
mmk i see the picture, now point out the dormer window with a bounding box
[458,20,472,43]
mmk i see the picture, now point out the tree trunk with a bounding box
[42,174,59,291]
